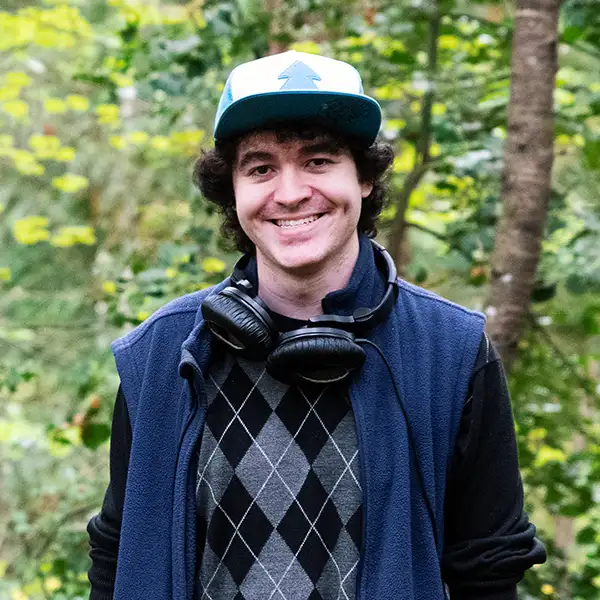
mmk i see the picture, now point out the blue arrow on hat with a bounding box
[278,61,321,90]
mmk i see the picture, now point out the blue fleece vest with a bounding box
[111,236,484,600]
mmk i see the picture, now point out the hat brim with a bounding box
[214,91,382,145]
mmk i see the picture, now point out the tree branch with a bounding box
[389,6,441,268]
[529,314,599,400]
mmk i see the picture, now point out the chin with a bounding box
[266,244,329,273]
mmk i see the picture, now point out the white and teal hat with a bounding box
[214,50,382,145]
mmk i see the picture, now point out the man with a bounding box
[88,51,545,600]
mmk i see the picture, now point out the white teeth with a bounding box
[275,214,321,228]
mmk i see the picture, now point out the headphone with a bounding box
[201,239,398,386]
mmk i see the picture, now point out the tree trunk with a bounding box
[484,0,563,368]
[265,0,288,55]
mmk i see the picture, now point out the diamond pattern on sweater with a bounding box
[197,354,362,600]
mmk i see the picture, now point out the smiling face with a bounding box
[232,130,373,277]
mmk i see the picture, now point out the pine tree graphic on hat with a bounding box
[278,61,321,90]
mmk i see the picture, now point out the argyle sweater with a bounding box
[196,350,361,600]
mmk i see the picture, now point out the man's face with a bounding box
[232,131,373,275]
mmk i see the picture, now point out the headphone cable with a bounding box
[356,337,439,552]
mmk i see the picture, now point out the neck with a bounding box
[256,235,360,320]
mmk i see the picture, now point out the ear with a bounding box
[361,182,373,198]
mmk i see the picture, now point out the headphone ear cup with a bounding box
[201,289,276,358]
[267,329,366,385]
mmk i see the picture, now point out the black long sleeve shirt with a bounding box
[87,333,546,599]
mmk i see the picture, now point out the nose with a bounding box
[273,166,311,207]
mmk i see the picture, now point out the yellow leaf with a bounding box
[66,94,90,111]
[541,584,554,596]
[109,136,128,150]
[373,83,404,101]
[170,130,204,146]
[166,267,178,279]
[50,226,96,247]
[55,147,76,162]
[290,41,321,55]
[110,73,134,87]
[0,86,21,101]
[527,428,547,441]
[29,134,61,159]
[534,446,567,468]
[0,267,11,281]
[13,150,45,176]
[150,136,171,150]
[13,216,50,245]
[386,119,406,130]
[2,99,29,119]
[6,71,32,87]
[51,174,89,193]
[137,310,150,321]
[432,103,447,116]
[439,35,460,50]
[128,131,149,145]
[430,143,441,157]
[201,257,226,274]
[96,103,120,124]
[102,280,117,295]
[44,98,67,114]
[393,144,415,173]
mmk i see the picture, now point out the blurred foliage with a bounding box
[0,0,599,599]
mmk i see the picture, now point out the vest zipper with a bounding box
[177,350,208,600]
[349,387,367,600]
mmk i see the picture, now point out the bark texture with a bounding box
[485,0,563,368]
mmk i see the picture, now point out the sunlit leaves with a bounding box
[201,257,226,274]
[12,217,50,245]
[95,103,120,125]
[51,174,89,193]
[43,98,67,114]
[0,6,93,52]
[65,95,89,112]
[1,100,29,121]
[50,226,96,248]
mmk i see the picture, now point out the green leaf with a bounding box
[581,304,600,334]
[576,525,598,545]
[81,423,111,450]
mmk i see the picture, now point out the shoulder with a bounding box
[395,278,485,323]
[111,280,229,353]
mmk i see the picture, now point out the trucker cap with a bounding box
[214,50,382,145]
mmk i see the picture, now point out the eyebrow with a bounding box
[236,150,274,170]
[298,141,345,157]
[235,140,345,171]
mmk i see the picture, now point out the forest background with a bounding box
[0,0,599,599]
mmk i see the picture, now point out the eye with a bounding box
[307,157,333,168]
[249,165,272,176]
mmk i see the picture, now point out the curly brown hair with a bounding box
[192,122,394,254]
